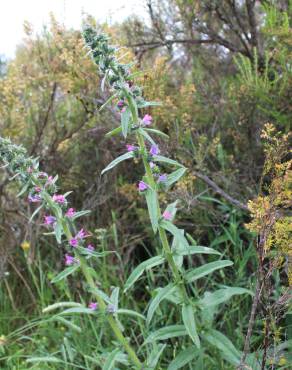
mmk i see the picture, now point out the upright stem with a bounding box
[135,118,188,303]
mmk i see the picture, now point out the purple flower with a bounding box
[150,145,159,156]
[65,254,75,266]
[69,238,78,247]
[162,210,172,221]
[28,194,42,203]
[126,144,137,152]
[86,244,95,251]
[117,100,124,108]
[52,194,66,204]
[121,107,126,113]
[138,181,148,192]
[65,208,76,217]
[44,215,56,225]
[142,114,152,126]
[34,186,42,193]
[158,174,167,183]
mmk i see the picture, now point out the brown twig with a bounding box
[193,170,249,211]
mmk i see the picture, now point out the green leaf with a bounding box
[139,128,156,146]
[185,260,233,283]
[164,168,187,188]
[59,307,97,315]
[105,126,122,138]
[26,356,63,364]
[124,256,165,292]
[137,100,162,108]
[71,210,91,220]
[144,325,187,344]
[110,287,119,309]
[167,346,198,370]
[53,317,82,333]
[42,301,83,313]
[145,188,159,233]
[199,287,252,308]
[144,128,169,140]
[147,343,166,369]
[121,107,131,138]
[102,348,121,370]
[203,330,241,365]
[152,155,184,168]
[182,304,200,348]
[99,92,118,112]
[174,246,221,257]
[163,200,179,222]
[101,151,134,175]
[160,220,189,249]
[51,265,79,283]
[17,181,30,197]
[54,222,63,244]
[116,309,146,320]
[90,287,111,304]
[147,283,176,324]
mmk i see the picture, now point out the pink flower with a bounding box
[150,145,159,156]
[34,186,42,193]
[65,208,76,217]
[76,228,89,239]
[121,107,126,113]
[52,194,66,204]
[88,302,98,310]
[69,238,78,247]
[162,210,172,221]
[142,114,152,126]
[46,176,54,186]
[138,181,148,192]
[28,194,42,203]
[126,144,137,152]
[65,254,75,266]
[38,172,48,178]
[44,215,56,225]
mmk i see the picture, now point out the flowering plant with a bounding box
[0,29,255,370]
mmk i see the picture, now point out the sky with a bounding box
[0,0,146,58]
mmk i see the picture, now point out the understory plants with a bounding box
[0,26,290,370]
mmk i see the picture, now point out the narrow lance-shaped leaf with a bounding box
[101,151,134,175]
[144,325,187,344]
[198,287,252,308]
[182,304,200,348]
[164,167,187,188]
[152,155,184,168]
[167,346,198,370]
[51,265,79,284]
[203,329,241,366]
[121,107,131,138]
[102,348,121,370]
[147,343,166,369]
[147,283,177,324]
[144,128,169,140]
[139,127,157,146]
[185,260,234,283]
[145,188,159,233]
[124,256,165,292]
